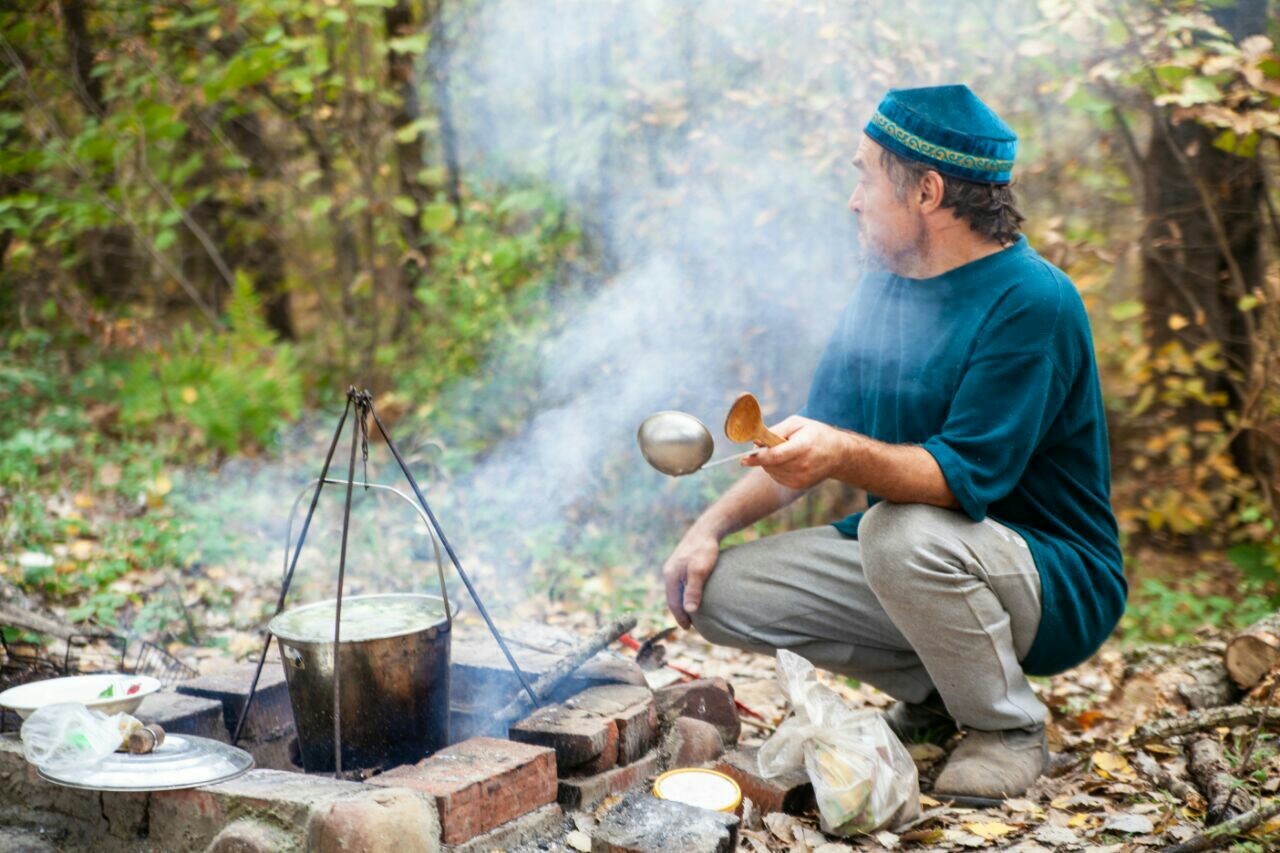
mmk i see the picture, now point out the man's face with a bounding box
[848,137,928,273]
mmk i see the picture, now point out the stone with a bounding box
[0,825,62,853]
[558,750,661,810]
[0,734,150,843]
[175,662,296,770]
[450,623,644,714]
[565,685,657,765]
[509,705,620,775]
[176,661,292,743]
[655,679,740,748]
[443,803,564,853]
[134,688,227,740]
[662,717,724,769]
[714,747,814,816]
[149,769,367,851]
[368,736,556,846]
[206,819,296,853]
[591,791,738,853]
[307,786,440,853]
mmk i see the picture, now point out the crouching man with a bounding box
[661,85,1126,802]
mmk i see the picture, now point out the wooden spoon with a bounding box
[724,393,785,447]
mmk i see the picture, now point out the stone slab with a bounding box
[175,661,292,742]
[134,687,227,740]
[591,791,738,853]
[450,623,644,713]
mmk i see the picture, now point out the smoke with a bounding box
[419,0,882,574]
[170,0,1062,621]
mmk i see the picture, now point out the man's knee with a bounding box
[688,545,747,646]
[859,502,962,597]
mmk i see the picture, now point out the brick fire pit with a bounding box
[0,623,761,853]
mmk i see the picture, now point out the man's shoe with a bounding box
[882,690,958,744]
[932,725,1048,804]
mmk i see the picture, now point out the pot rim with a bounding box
[269,592,450,645]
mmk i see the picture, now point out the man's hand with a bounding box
[743,416,853,489]
[662,527,721,630]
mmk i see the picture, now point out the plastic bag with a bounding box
[20,702,139,773]
[758,650,920,835]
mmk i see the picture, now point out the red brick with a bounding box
[509,705,619,775]
[565,685,657,765]
[369,737,555,846]
[713,747,814,816]
[558,750,661,810]
[655,679,741,748]
[662,717,725,769]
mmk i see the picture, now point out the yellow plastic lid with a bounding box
[652,768,742,813]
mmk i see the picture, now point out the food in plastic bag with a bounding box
[758,650,920,834]
[20,702,141,773]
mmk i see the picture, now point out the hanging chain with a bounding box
[348,386,373,489]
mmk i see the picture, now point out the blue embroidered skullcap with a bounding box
[865,85,1017,185]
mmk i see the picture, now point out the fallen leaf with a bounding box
[873,831,899,850]
[1091,751,1137,781]
[1033,824,1080,846]
[964,821,1016,840]
[943,829,988,848]
[181,386,199,404]
[1103,813,1154,834]
[565,829,591,852]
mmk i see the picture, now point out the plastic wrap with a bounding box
[20,702,138,773]
[758,650,920,834]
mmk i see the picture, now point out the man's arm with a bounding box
[743,416,958,507]
[662,468,804,629]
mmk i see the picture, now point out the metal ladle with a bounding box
[637,411,762,477]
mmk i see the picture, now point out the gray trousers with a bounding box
[690,502,1047,732]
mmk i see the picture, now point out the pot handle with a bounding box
[283,478,456,627]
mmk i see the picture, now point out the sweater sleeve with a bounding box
[922,352,1067,521]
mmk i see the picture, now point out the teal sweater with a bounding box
[803,236,1125,676]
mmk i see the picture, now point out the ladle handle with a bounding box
[756,427,785,448]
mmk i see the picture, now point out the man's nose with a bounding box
[848,186,863,215]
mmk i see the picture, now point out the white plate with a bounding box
[0,673,162,720]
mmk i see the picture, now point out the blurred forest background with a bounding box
[1,0,1279,660]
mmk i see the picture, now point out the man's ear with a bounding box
[918,170,945,214]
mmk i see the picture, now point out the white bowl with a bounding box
[0,673,162,720]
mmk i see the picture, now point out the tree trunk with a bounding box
[56,0,137,302]
[1138,0,1267,479]
[427,0,462,216]
[385,0,432,335]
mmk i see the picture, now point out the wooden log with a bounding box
[1132,749,1204,808]
[1134,705,1280,744]
[494,615,638,725]
[1119,643,1238,712]
[0,601,101,641]
[1185,734,1251,825]
[1225,611,1280,690]
[1158,797,1280,853]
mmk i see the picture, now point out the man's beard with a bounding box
[861,219,930,277]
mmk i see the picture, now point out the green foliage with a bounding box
[1121,575,1277,645]
[117,275,303,455]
